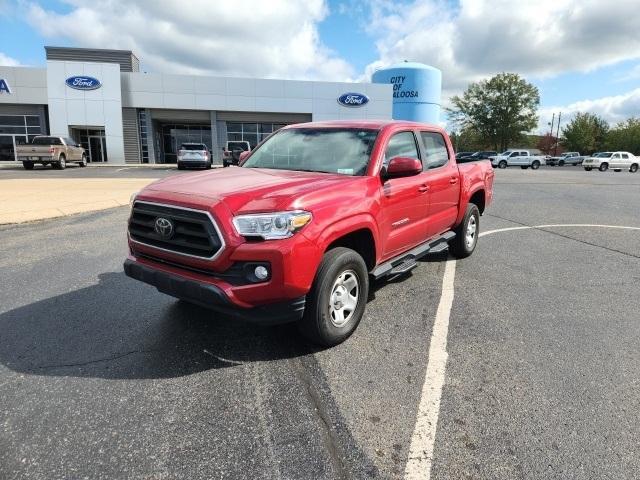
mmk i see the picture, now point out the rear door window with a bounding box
[419,131,449,169]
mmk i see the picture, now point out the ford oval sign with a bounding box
[337,92,369,107]
[65,76,102,90]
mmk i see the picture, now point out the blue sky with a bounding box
[1,0,639,127]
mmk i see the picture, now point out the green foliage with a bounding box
[449,126,488,152]
[561,113,609,154]
[448,73,540,152]
[605,118,640,154]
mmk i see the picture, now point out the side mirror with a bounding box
[238,151,251,164]
[383,156,422,179]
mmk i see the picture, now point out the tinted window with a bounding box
[181,144,207,150]
[64,137,76,146]
[420,131,449,169]
[32,137,61,145]
[621,153,629,159]
[384,132,420,166]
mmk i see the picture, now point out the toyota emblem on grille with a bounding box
[154,217,174,239]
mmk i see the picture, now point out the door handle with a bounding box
[449,177,458,184]
[418,184,429,193]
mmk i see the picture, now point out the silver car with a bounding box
[177,143,212,170]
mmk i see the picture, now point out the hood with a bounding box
[144,167,364,214]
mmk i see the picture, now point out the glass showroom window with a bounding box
[0,115,43,161]
[160,124,212,163]
[226,122,287,149]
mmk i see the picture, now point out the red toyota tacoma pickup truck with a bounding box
[124,120,494,346]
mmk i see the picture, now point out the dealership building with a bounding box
[0,46,403,164]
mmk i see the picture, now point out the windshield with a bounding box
[181,144,206,150]
[242,128,379,175]
[594,152,612,158]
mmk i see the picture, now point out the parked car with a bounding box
[125,120,494,346]
[546,152,584,166]
[458,151,497,163]
[489,150,545,169]
[455,151,474,160]
[16,136,87,170]
[177,143,212,170]
[222,141,251,167]
[582,152,639,172]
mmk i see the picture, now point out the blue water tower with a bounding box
[371,61,442,124]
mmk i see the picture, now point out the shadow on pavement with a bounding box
[0,271,314,380]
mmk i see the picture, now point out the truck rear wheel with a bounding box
[298,247,368,347]
[55,155,66,170]
[449,203,480,259]
[531,160,541,169]
[23,161,34,170]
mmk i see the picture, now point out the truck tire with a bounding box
[80,153,87,167]
[498,160,507,169]
[298,247,369,347]
[599,162,608,172]
[449,203,480,259]
[630,163,638,173]
[23,161,34,170]
[584,167,592,171]
[55,155,66,170]
[531,160,541,170]
[559,160,565,166]
[520,165,528,169]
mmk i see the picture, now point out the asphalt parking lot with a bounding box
[1,166,639,479]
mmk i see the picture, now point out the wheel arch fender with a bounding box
[305,214,381,271]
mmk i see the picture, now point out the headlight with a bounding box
[233,211,312,240]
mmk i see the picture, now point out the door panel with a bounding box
[424,163,460,237]
[379,131,429,259]
[379,176,429,259]
[418,131,461,238]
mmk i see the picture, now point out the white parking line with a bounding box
[405,223,640,480]
[404,258,456,480]
[481,224,640,237]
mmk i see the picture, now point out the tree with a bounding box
[536,133,560,155]
[448,73,540,152]
[449,126,487,152]
[561,112,609,154]
[605,118,640,153]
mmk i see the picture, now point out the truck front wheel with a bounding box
[23,161,34,170]
[449,203,480,259]
[298,247,369,347]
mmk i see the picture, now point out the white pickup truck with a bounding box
[546,152,583,166]
[582,152,639,172]
[490,150,545,169]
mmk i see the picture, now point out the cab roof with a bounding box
[284,119,443,131]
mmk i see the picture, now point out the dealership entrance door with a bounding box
[89,136,107,163]
[71,128,108,162]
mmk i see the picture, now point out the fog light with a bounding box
[254,265,269,280]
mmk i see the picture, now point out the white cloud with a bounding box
[0,52,20,66]
[25,0,354,81]
[539,88,640,132]
[363,0,640,100]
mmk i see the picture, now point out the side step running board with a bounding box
[371,231,455,280]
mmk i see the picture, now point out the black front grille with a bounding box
[129,202,223,259]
